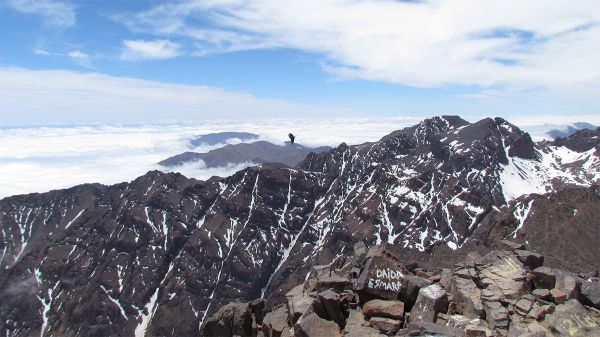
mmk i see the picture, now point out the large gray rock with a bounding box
[479,251,528,302]
[362,299,405,320]
[410,283,448,323]
[203,302,252,337]
[449,274,484,318]
[285,284,313,324]
[400,275,432,307]
[356,246,409,300]
[262,305,289,337]
[554,270,582,300]
[545,299,600,336]
[581,277,600,309]
[318,289,345,327]
[294,312,341,337]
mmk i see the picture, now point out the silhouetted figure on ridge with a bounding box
[288,133,295,145]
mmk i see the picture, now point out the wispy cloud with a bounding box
[66,50,94,68]
[33,48,51,55]
[116,0,600,91]
[0,67,341,125]
[6,0,75,27]
[121,39,181,60]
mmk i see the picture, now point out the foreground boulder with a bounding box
[294,312,341,337]
[203,302,252,337]
[409,283,448,323]
[262,305,288,337]
[356,246,409,300]
[545,299,600,336]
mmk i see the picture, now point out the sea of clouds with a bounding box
[0,116,597,199]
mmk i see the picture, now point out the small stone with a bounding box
[532,267,555,290]
[528,305,546,321]
[550,288,567,304]
[465,324,493,337]
[369,316,401,335]
[515,297,533,316]
[532,289,550,301]
[362,299,405,320]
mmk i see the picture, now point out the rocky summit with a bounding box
[204,244,600,337]
[1,116,599,337]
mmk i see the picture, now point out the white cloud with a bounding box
[121,39,181,60]
[6,0,75,27]
[0,118,420,198]
[67,50,88,59]
[33,48,51,55]
[1,115,599,198]
[118,0,600,91]
[0,67,345,125]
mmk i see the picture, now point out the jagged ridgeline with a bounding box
[1,116,599,337]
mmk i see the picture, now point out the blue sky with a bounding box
[1,0,599,125]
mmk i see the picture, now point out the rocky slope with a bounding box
[203,243,600,337]
[158,141,331,168]
[1,116,599,337]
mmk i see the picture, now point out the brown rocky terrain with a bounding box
[204,243,600,337]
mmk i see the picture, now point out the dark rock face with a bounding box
[1,116,599,337]
[550,127,600,152]
[159,141,332,167]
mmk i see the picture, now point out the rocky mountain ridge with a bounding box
[159,141,331,168]
[1,116,599,337]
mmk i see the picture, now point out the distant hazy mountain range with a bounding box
[160,136,332,168]
[188,132,259,147]
[546,122,598,139]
